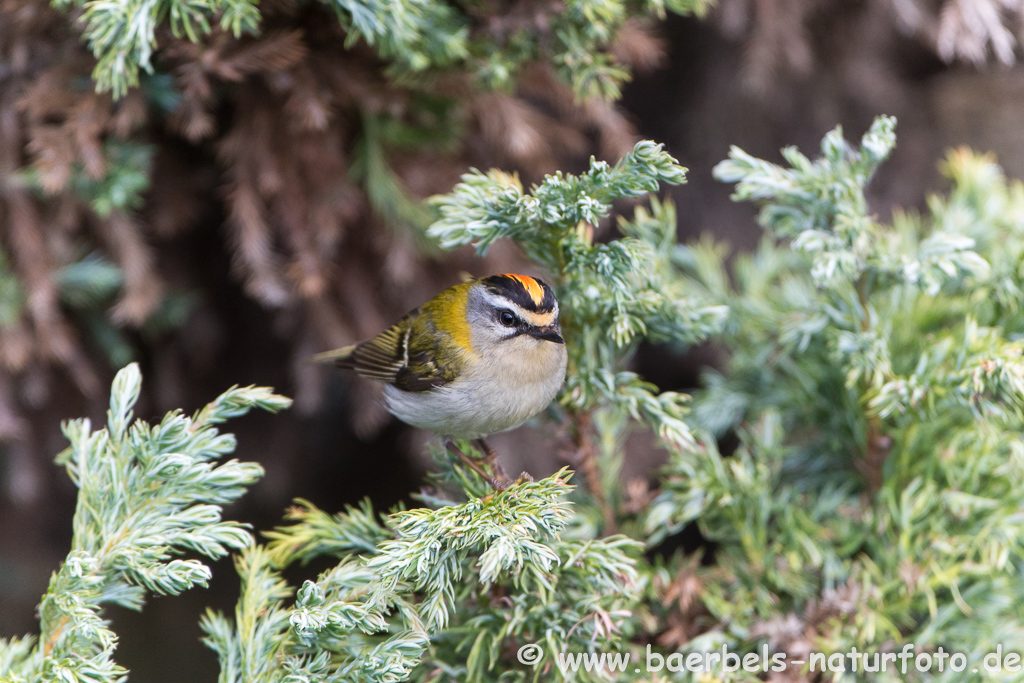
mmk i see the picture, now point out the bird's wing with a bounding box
[314,311,457,392]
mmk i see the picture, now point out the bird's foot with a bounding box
[446,441,511,493]
[485,471,534,495]
[473,439,536,492]
[489,475,513,492]
[446,440,535,494]
[515,471,534,485]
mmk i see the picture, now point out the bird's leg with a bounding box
[474,438,510,481]
[446,440,491,481]
[474,438,533,490]
[447,440,510,491]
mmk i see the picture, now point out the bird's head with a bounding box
[466,274,564,349]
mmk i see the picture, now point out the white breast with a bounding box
[383,338,568,439]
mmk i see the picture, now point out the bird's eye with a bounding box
[498,310,517,327]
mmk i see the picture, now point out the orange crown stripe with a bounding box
[503,273,545,305]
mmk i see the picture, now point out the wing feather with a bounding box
[314,309,454,392]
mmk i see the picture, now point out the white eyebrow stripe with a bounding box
[481,292,515,312]
[481,292,558,326]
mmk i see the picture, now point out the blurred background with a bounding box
[2,0,1023,679]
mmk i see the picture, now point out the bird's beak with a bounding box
[528,326,565,344]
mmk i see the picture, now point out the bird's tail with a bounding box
[310,344,357,367]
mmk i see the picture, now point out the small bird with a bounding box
[314,273,568,489]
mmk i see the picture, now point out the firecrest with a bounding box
[314,274,567,488]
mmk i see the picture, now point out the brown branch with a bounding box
[855,423,891,492]
[854,274,889,490]
[42,614,70,657]
[571,411,617,534]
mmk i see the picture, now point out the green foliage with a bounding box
[199,547,296,683]
[367,474,575,626]
[0,244,190,368]
[71,142,154,218]
[55,250,198,368]
[715,116,987,294]
[56,253,139,367]
[326,0,466,73]
[61,0,712,100]
[55,254,125,309]
[10,137,160,363]
[0,363,290,683]
[17,141,153,219]
[58,0,260,97]
[203,470,645,683]
[649,117,1024,680]
[0,251,25,329]
[462,0,714,100]
[265,499,392,565]
[351,111,437,234]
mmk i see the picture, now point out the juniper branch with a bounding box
[1,363,289,683]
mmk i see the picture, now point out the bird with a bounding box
[313,273,568,489]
